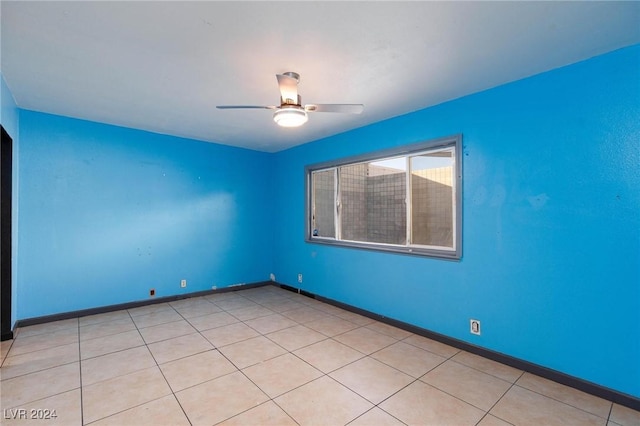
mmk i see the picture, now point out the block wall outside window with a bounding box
[311,169,335,238]
[306,135,462,259]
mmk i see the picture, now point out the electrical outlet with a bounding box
[149,289,155,297]
[180,279,187,288]
[297,273,303,283]
[270,273,276,281]
[470,319,481,335]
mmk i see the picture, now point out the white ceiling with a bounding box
[1,1,639,153]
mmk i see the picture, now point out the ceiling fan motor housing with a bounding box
[282,71,300,81]
[281,94,302,106]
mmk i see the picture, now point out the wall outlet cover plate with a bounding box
[470,319,481,335]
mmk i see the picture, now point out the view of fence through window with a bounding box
[308,137,460,258]
[341,160,406,245]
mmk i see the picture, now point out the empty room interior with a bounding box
[1,2,639,425]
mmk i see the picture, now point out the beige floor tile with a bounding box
[131,310,183,329]
[311,301,352,316]
[147,333,213,364]
[218,336,287,369]
[82,366,171,424]
[332,310,376,326]
[176,371,269,425]
[241,288,282,302]
[80,330,144,360]
[0,363,80,409]
[610,403,640,426]
[9,328,78,357]
[372,341,446,378]
[283,293,312,304]
[0,389,82,426]
[219,401,297,426]
[380,380,485,426]
[79,310,131,327]
[244,313,298,334]
[241,295,285,306]
[266,325,327,351]
[422,360,512,411]
[186,311,239,332]
[127,302,172,317]
[200,322,260,347]
[159,349,237,392]
[169,297,210,309]
[16,319,78,339]
[138,319,197,344]
[305,315,360,337]
[213,297,258,311]
[477,414,514,426]
[79,318,137,341]
[81,346,156,386]
[490,385,605,426]
[259,299,306,313]
[1,342,79,380]
[296,297,327,308]
[91,394,190,426]
[281,307,329,324]
[294,339,365,374]
[366,321,413,340]
[334,327,397,355]
[330,357,414,404]
[205,291,246,302]
[350,407,406,426]
[452,351,523,383]
[402,334,460,358]
[275,376,373,425]
[228,305,275,321]
[172,302,222,319]
[243,353,322,398]
[0,340,13,367]
[516,372,611,419]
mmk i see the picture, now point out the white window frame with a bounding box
[305,135,462,260]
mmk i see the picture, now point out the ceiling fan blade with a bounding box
[216,105,276,110]
[276,73,300,104]
[305,104,364,114]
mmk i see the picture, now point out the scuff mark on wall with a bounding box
[527,193,549,210]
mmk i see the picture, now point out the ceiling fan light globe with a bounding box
[273,107,308,127]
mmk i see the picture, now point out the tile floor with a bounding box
[1,285,638,426]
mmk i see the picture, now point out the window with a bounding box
[306,135,462,259]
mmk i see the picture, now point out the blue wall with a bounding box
[272,45,640,398]
[17,112,273,318]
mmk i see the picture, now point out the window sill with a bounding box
[306,237,461,260]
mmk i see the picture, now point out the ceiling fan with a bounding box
[216,72,364,127]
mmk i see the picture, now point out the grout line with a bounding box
[606,401,614,424]
[447,356,519,384]
[511,382,615,421]
[0,358,79,382]
[346,405,408,426]
[77,319,85,426]
[472,370,523,426]
[0,339,13,367]
[3,334,80,358]
[127,307,194,425]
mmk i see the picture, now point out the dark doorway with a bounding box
[1,125,13,341]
